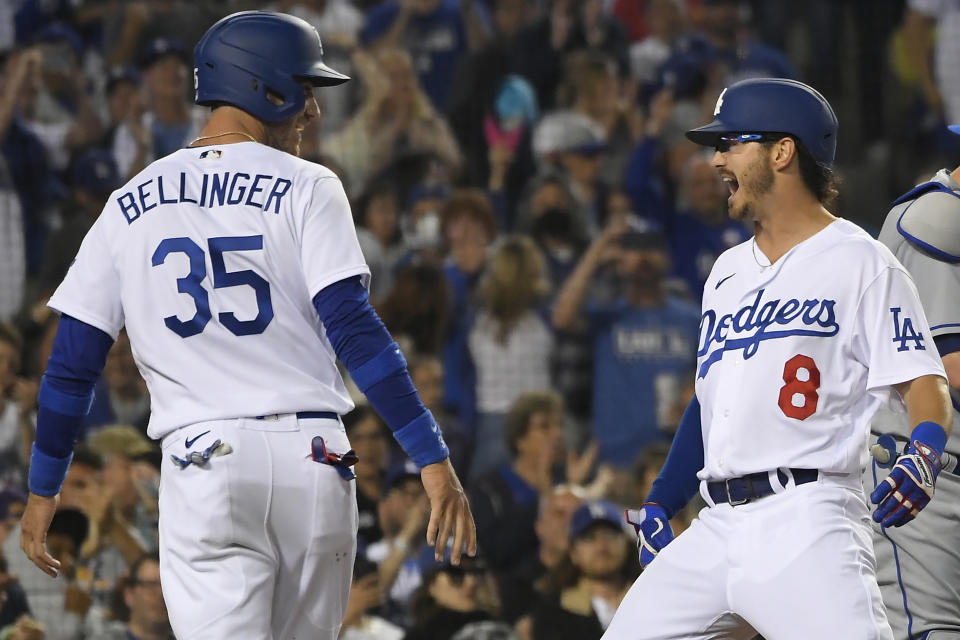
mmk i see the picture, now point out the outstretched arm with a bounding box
[314,276,477,563]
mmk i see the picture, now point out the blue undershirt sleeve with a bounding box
[30,315,114,496]
[646,395,704,518]
[313,276,448,467]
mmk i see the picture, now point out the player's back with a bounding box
[49,142,369,439]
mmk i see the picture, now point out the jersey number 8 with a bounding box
[152,234,274,338]
[778,354,820,420]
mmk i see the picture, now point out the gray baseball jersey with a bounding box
[866,168,960,640]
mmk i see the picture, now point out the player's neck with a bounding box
[950,165,960,185]
[753,188,835,264]
[191,107,265,147]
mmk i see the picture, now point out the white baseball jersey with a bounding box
[695,218,945,480]
[48,142,370,439]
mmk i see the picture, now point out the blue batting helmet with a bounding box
[194,11,349,123]
[686,78,838,167]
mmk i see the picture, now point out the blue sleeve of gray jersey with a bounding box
[646,395,704,518]
[314,276,449,468]
[30,315,114,496]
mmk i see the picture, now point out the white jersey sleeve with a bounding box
[299,176,370,297]
[49,211,125,339]
[852,264,946,394]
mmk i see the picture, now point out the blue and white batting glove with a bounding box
[625,502,674,568]
[871,438,942,528]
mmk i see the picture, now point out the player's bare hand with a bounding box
[19,493,61,578]
[420,458,476,564]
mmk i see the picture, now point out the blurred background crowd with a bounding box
[0,0,957,638]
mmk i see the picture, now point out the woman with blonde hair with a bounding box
[467,235,554,480]
[323,47,462,196]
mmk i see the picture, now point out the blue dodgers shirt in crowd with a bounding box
[670,212,751,301]
[586,296,701,467]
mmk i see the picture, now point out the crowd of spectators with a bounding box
[0,0,955,638]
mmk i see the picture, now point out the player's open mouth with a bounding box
[722,175,739,199]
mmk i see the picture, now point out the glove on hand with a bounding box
[871,439,942,528]
[625,502,674,568]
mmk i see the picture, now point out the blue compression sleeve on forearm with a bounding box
[911,421,948,457]
[30,315,113,495]
[646,396,705,519]
[314,277,448,466]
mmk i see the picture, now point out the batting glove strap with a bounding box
[625,503,674,568]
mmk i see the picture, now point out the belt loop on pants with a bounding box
[708,468,819,506]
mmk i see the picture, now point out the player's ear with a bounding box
[771,137,796,171]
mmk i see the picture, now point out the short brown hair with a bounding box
[439,189,498,242]
[504,390,563,457]
[0,322,22,373]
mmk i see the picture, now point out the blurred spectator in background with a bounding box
[0,324,34,489]
[469,391,571,574]
[103,553,172,640]
[553,219,700,467]
[409,354,471,477]
[83,427,155,598]
[364,461,430,628]
[20,24,102,171]
[468,236,553,479]
[628,0,685,89]
[403,554,501,640]
[343,406,392,550]
[85,332,150,434]
[0,489,27,549]
[440,190,497,433]
[668,152,750,300]
[37,148,121,296]
[100,65,150,181]
[360,0,489,111]
[136,37,201,161]
[268,0,364,136]
[325,47,461,197]
[531,112,609,237]
[497,484,585,624]
[355,180,405,304]
[377,263,451,357]
[0,47,56,277]
[0,550,32,632]
[401,182,451,261]
[340,556,405,640]
[522,500,639,640]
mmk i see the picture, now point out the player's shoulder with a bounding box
[881,169,960,261]
[828,219,910,277]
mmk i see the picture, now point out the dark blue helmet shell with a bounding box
[194,11,349,123]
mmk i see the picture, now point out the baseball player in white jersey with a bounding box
[18,11,476,640]
[864,158,960,639]
[602,78,953,639]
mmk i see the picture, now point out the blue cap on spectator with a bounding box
[29,22,83,58]
[383,459,421,495]
[494,75,538,128]
[406,182,451,210]
[0,487,27,519]
[569,500,625,540]
[71,148,121,194]
[140,37,188,69]
[618,216,667,251]
[106,65,142,94]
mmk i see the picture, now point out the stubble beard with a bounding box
[730,154,775,222]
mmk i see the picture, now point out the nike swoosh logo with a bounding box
[185,430,211,448]
[715,273,736,289]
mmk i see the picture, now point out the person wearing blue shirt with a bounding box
[553,219,700,468]
[360,0,489,111]
[669,153,751,301]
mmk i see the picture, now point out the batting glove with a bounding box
[625,502,674,568]
[870,439,942,528]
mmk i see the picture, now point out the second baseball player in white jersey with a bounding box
[49,144,361,439]
[866,167,960,640]
[604,78,952,639]
[18,11,476,640]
